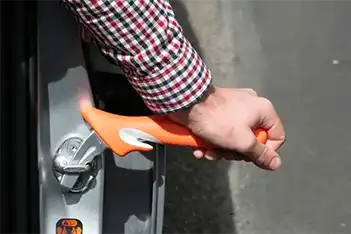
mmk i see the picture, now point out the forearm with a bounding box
[60,0,212,114]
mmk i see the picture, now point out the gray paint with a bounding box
[38,2,166,234]
[38,2,105,233]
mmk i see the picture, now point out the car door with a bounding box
[0,1,166,233]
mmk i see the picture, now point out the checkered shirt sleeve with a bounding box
[60,0,212,114]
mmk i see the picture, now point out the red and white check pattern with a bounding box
[60,0,212,114]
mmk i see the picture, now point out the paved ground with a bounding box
[164,1,351,233]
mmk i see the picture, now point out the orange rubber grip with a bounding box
[80,103,268,157]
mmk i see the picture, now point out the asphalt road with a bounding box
[164,1,351,233]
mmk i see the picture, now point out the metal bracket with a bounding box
[52,132,106,193]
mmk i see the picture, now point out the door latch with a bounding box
[52,132,105,193]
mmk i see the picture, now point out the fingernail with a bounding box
[193,151,203,159]
[269,157,281,170]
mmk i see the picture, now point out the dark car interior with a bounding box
[0,1,40,233]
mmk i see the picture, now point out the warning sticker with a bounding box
[56,218,83,234]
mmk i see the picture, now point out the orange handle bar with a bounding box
[80,104,268,157]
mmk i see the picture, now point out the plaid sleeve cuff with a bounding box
[60,0,213,114]
[111,35,213,114]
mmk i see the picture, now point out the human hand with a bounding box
[168,86,285,171]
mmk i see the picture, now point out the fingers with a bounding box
[194,143,281,171]
[246,140,281,170]
[204,150,221,160]
[229,126,282,170]
[231,97,284,170]
[256,98,286,151]
[241,93,285,152]
[193,149,220,160]
[193,149,204,159]
[193,149,250,162]
[192,139,281,170]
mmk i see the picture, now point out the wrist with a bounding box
[168,85,216,126]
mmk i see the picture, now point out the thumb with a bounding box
[247,140,282,170]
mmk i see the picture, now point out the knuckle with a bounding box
[259,97,274,109]
[258,97,276,114]
[248,89,257,95]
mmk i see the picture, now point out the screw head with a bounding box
[66,138,83,156]
[53,156,69,170]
